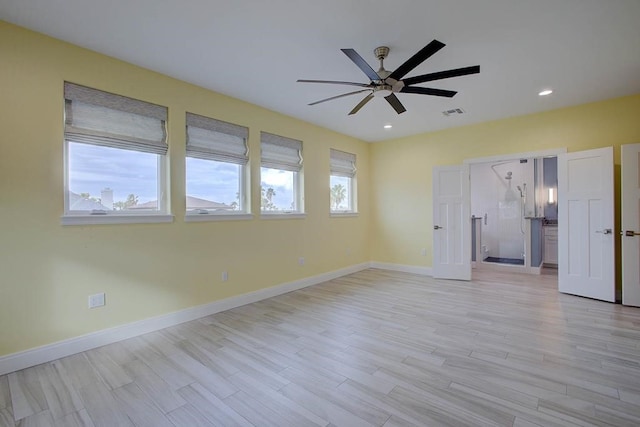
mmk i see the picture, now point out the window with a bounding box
[330,149,357,214]
[260,132,303,214]
[185,113,249,219]
[63,82,170,225]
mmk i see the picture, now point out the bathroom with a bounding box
[470,156,558,274]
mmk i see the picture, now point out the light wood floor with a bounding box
[2,268,640,426]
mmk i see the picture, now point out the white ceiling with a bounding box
[2,0,640,142]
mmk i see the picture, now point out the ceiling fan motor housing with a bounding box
[374,46,389,60]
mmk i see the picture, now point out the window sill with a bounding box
[185,213,253,222]
[330,212,359,218]
[260,212,306,220]
[61,214,174,226]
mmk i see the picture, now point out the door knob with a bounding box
[434,225,443,230]
[622,230,640,237]
[595,229,612,234]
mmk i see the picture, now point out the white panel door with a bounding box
[558,147,615,302]
[622,143,640,307]
[433,165,471,280]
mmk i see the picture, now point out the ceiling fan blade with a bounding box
[401,86,457,97]
[348,93,374,115]
[308,89,372,106]
[402,65,480,86]
[385,94,407,114]
[297,79,372,88]
[341,49,381,82]
[388,40,446,81]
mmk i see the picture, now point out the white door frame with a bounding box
[463,148,567,275]
[463,148,567,167]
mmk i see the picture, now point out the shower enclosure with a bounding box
[470,159,541,268]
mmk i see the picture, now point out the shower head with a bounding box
[517,185,521,192]
[505,171,512,180]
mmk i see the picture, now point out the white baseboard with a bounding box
[370,261,433,276]
[0,262,370,376]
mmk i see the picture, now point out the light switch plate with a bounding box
[88,293,105,309]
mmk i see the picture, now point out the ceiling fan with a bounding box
[297,40,480,115]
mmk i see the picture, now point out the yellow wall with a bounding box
[3,19,640,359]
[370,94,640,267]
[0,22,371,356]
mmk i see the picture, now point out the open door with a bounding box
[433,165,471,280]
[622,143,640,307]
[558,147,615,302]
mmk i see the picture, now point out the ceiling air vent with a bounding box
[442,108,465,117]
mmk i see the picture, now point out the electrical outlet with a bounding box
[298,257,305,266]
[88,292,105,309]
[421,248,427,256]
[221,271,228,282]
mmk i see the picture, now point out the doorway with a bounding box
[465,149,563,279]
[434,147,616,303]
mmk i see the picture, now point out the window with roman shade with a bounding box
[260,132,304,213]
[64,82,167,155]
[186,113,248,164]
[260,132,303,172]
[185,113,250,216]
[330,149,356,178]
[63,82,170,224]
[329,149,357,213]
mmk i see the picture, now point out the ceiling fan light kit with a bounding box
[297,40,480,115]
[372,85,393,98]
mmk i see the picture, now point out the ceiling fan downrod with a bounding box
[374,46,390,79]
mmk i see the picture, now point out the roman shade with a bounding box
[186,113,249,164]
[260,132,303,172]
[330,149,356,178]
[64,82,168,155]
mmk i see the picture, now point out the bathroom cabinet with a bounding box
[543,226,558,265]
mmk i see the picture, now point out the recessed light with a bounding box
[383,124,392,129]
[539,89,553,96]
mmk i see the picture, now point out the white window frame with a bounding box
[260,132,305,218]
[61,82,172,225]
[330,149,358,216]
[184,112,252,222]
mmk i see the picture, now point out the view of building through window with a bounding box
[67,142,159,211]
[70,144,307,213]
[186,157,242,211]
